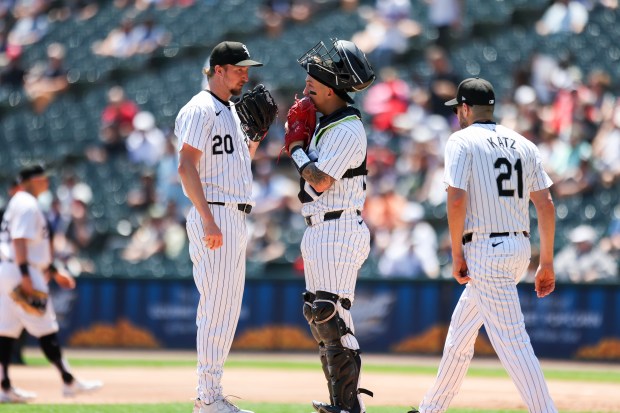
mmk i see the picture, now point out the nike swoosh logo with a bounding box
[358,220,363,225]
[215,110,222,116]
[492,241,504,247]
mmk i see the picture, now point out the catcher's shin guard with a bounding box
[303,291,336,405]
[319,344,335,405]
[325,348,370,413]
[311,291,372,413]
[311,351,368,413]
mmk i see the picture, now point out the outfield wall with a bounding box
[50,278,620,360]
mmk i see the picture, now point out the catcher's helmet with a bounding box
[298,39,375,93]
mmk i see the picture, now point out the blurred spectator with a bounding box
[247,157,298,267]
[260,0,316,37]
[362,67,410,134]
[397,120,446,205]
[364,183,407,232]
[131,16,170,54]
[376,202,439,278]
[92,16,141,58]
[23,43,69,113]
[246,214,287,265]
[55,170,94,219]
[93,15,170,57]
[49,0,99,21]
[583,69,615,125]
[64,199,97,252]
[45,172,98,275]
[133,0,194,10]
[499,84,543,139]
[600,205,620,264]
[121,204,185,262]
[426,0,463,49]
[127,170,157,210]
[537,124,568,181]
[0,44,25,89]
[552,122,597,198]
[599,0,618,8]
[126,111,166,167]
[536,0,589,35]
[592,100,620,187]
[156,133,190,220]
[7,0,48,46]
[94,85,140,159]
[260,0,302,37]
[352,0,420,69]
[555,225,618,283]
[424,46,459,120]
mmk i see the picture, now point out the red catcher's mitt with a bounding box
[284,96,317,155]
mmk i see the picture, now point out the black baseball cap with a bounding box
[208,41,263,68]
[445,77,495,107]
[18,165,46,182]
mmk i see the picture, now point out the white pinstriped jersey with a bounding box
[444,122,552,233]
[301,107,367,217]
[0,191,51,267]
[175,90,254,204]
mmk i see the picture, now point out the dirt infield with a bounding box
[13,350,620,412]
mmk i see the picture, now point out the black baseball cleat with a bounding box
[311,400,366,413]
[311,400,335,413]
[406,408,420,413]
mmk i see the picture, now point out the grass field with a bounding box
[23,355,620,383]
[9,351,619,413]
[0,402,602,413]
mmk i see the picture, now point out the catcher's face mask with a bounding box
[298,39,375,93]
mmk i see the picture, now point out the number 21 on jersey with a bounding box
[494,157,523,198]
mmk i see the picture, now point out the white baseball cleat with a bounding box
[193,397,254,413]
[0,387,37,403]
[63,379,103,397]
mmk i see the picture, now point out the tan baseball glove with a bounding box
[10,285,48,316]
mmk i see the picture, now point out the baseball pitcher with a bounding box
[176,41,276,413]
[410,78,557,413]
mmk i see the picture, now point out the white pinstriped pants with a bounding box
[301,211,370,350]
[186,205,247,404]
[419,233,557,413]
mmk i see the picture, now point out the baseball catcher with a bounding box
[10,286,48,316]
[284,38,375,413]
[236,84,278,142]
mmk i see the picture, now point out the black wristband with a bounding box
[290,146,312,175]
[19,263,29,278]
[48,263,57,274]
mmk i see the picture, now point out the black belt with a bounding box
[208,202,252,214]
[304,210,361,226]
[462,231,529,245]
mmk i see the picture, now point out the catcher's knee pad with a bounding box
[302,291,322,344]
[311,291,351,346]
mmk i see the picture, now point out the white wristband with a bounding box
[291,146,312,174]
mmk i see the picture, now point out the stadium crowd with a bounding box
[0,0,618,282]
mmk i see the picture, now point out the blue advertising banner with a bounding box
[51,278,620,360]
